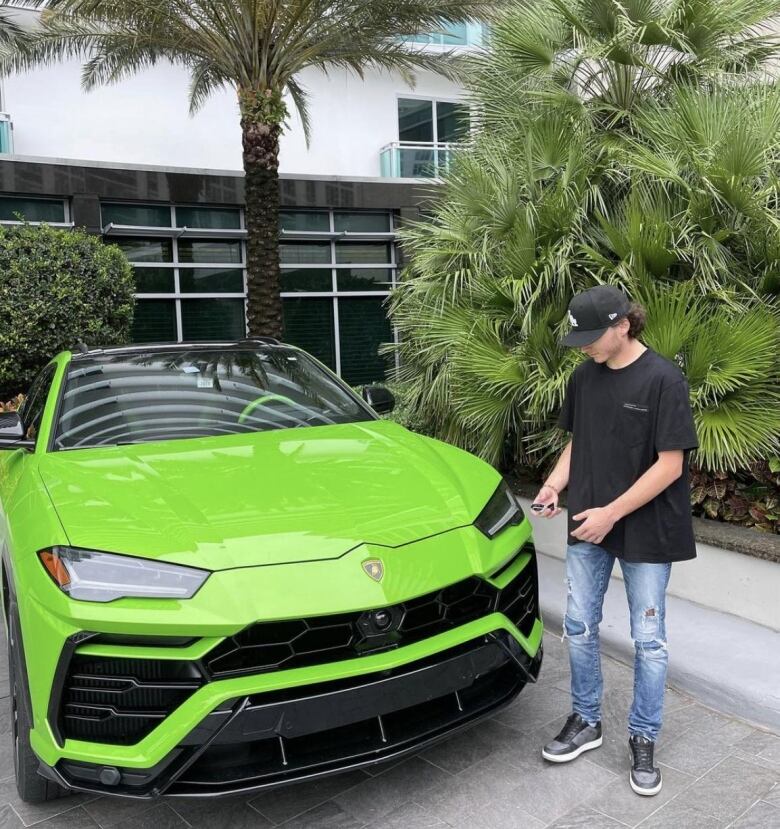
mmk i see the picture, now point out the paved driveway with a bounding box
[0,630,777,828]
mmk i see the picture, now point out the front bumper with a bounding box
[20,524,541,797]
[43,630,542,798]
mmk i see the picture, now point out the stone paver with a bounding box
[0,630,776,828]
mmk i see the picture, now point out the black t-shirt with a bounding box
[558,348,698,563]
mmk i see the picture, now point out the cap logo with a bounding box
[608,312,618,320]
[568,311,578,327]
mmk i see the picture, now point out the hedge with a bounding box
[0,223,134,398]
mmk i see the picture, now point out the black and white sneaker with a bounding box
[542,712,603,763]
[629,735,662,796]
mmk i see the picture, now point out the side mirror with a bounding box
[361,385,395,415]
[0,412,34,449]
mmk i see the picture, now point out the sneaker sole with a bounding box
[629,775,663,796]
[541,736,603,763]
[628,748,663,796]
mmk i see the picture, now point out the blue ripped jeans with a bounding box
[564,542,672,742]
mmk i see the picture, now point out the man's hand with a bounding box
[530,484,561,519]
[571,506,618,544]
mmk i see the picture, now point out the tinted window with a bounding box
[437,102,470,142]
[101,203,171,227]
[279,211,329,232]
[0,197,65,223]
[20,364,56,442]
[111,237,173,263]
[54,348,372,449]
[175,206,241,229]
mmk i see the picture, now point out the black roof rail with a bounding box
[68,339,286,359]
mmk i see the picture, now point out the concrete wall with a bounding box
[518,497,780,631]
[3,56,465,176]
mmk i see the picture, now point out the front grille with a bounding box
[61,656,205,745]
[54,546,539,747]
[204,548,538,678]
[498,554,538,638]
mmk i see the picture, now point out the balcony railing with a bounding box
[0,113,13,154]
[380,142,459,178]
[402,22,485,48]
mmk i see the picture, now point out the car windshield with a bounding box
[53,347,374,449]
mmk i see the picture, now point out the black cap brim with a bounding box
[560,327,609,347]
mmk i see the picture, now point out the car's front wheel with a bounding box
[7,605,69,804]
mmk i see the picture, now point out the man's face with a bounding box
[579,320,627,362]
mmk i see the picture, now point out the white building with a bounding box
[0,12,481,383]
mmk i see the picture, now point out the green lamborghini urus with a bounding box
[0,340,542,801]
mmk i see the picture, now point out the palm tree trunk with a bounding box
[241,115,283,339]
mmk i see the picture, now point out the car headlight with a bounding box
[38,546,209,602]
[475,480,525,538]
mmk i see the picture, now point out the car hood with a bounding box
[37,420,499,570]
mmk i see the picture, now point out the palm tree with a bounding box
[389,0,780,474]
[0,3,30,47]
[0,0,492,338]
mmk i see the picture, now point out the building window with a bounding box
[102,203,397,385]
[384,98,471,177]
[398,98,470,144]
[101,203,247,344]
[404,21,484,47]
[0,196,68,223]
[279,210,397,385]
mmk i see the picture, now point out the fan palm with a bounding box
[0,0,493,337]
[390,0,780,474]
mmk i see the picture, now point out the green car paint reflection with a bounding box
[0,342,542,802]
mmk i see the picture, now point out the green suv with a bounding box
[0,340,542,801]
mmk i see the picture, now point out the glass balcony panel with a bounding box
[402,21,483,46]
[441,22,468,44]
[0,120,12,154]
[379,144,455,178]
[380,147,395,178]
[401,147,436,178]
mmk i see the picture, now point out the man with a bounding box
[532,284,698,796]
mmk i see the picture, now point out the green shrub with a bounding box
[690,461,780,533]
[390,0,780,477]
[0,223,134,398]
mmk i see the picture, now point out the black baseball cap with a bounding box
[561,285,631,347]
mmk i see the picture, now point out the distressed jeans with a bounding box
[564,542,672,742]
